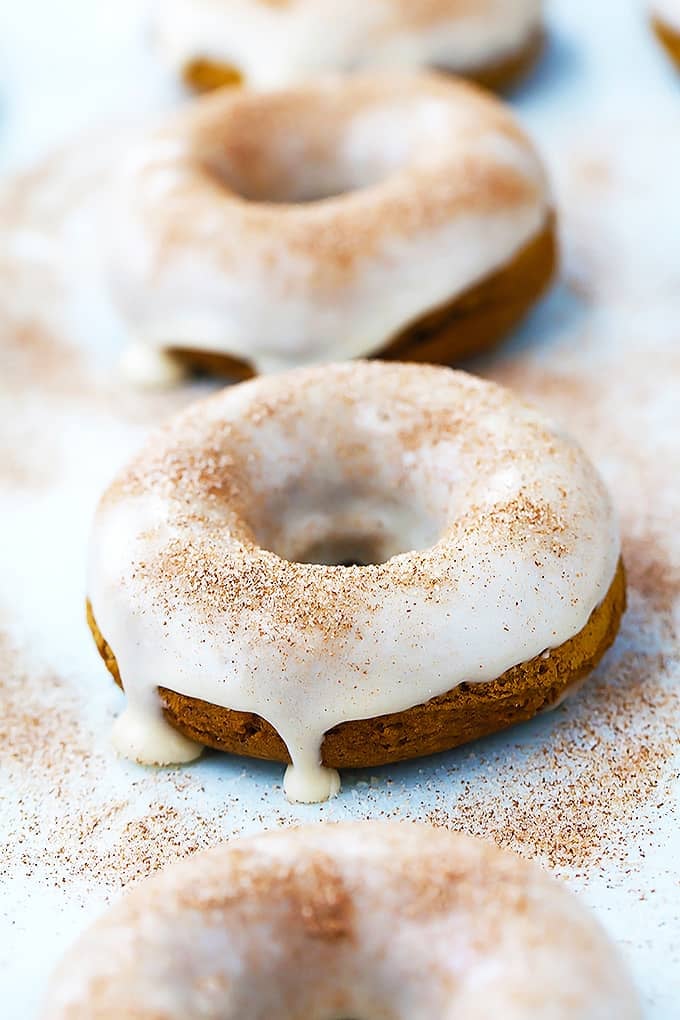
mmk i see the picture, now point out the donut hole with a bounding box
[232,381,456,566]
[252,488,441,567]
[249,475,442,567]
[202,152,369,204]
[197,89,455,205]
[299,534,386,568]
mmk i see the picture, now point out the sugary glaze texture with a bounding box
[172,211,557,381]
[182,27,546,95]
[87,363,622,801]
[88,559,625,768]
[108,72,553,384]
[42,823,642,1019]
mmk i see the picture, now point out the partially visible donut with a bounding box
[42,823,641,1019]
[108,72,556,387]
[651,1,680,67]
[153,0,545,93]
[87,362,624,803]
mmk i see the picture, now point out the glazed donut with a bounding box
[87,362,624,803]
[651,1,680,66]
[152,0,545,94]
[109,73,556,387]
[42,823,641,1019]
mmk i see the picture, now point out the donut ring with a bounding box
[652,2,680,67]
[43,823,641,1019]
[152,0,545,94]
[109,73,556,387]
[87,362,623,802]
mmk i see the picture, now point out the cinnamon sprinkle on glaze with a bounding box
[108,72,550,379]
[42,824,641,1019]
[88,361,619,801]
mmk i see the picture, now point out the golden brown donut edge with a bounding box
[181,28,545,95]
[87,558,625,770]
[653,16,680,68]
[170,213,558,382]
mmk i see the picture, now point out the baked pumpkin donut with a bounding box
[87,362,624,802]
[651,1,680,66]
[153,0,545,94]
[42,823,641,1019]
[109,72,556,387]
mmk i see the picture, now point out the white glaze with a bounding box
[652,0,680,31]
[42,823,642,1019]
[106,73,551,383]
[153,0,543,86]
[118,342,189,388]
[88,362,620,802]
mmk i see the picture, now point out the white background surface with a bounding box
[1,1,679,1017]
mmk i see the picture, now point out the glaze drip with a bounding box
[88,362,620,802]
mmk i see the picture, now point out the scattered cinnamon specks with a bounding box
[1,95,679,1017]
[422,645,678,874]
